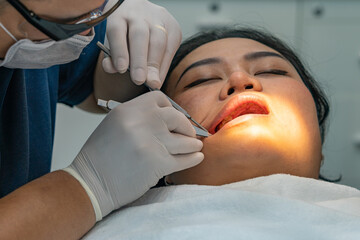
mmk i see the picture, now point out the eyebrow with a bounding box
[244,51,285,61]
[176,51,285,87]
[176,57,222,87]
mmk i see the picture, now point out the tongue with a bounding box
[215,102,268,132]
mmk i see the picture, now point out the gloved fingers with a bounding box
[137,91,172,108]
[106,19,129,73]
[171,152,204,172]
[101,37,117,73]
[145,24,168,89]
[159,20,182,82]
[102,57,117,74]
[158,107,196,137]
[128,21,149,85]
[162,133,203,155]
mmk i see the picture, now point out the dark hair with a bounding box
[161,27,337,182]
[164,27,329,144]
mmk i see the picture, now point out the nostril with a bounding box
[227,88,235,95]
[245,84,253,90]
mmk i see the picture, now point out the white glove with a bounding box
[102,0,182,89]
[63,91,203,221]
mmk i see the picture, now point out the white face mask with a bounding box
[0,22,95,69]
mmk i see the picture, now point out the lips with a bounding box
[209,94,269,134]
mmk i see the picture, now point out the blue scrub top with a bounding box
[0,22,106,197]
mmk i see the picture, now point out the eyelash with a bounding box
[184,78,220,88]
[255,69,288,76]
[184,69,288,89]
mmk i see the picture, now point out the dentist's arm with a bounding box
[0,171,95,240]
[0,91,203,239]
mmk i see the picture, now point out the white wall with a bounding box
[52,0,360,188]
[51,105,104,171]
[298,0,360,188]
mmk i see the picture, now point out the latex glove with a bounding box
[102,0,182,89]
[63,91,203,221]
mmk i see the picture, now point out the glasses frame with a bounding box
[7,0,124,41]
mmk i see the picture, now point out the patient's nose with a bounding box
[221,71,263,98]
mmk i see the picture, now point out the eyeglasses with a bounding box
[7,0,124,41]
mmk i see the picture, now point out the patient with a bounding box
[84,27,360,240]
[161,27,329,186]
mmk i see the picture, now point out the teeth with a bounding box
[216,115,233,132]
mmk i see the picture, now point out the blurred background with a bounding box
[52,0,360,189]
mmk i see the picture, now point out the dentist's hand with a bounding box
[102,0,182,89]
[64,92,203,220]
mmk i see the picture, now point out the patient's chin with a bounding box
[203,123,283,156]
[204,121,312,160]
[170,124,320,186]
[170,142,287,186]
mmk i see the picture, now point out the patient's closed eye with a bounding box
[255,69,288,76]
[185,78,221,88]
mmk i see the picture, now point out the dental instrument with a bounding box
[97,99,210,137]
[96,41,211,138]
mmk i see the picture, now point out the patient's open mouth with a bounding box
[209,95,269,134]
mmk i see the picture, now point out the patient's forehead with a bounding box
[185,38,279,59]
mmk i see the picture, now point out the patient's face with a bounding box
[164,38,323,185]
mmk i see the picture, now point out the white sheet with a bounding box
[83,174,360,240]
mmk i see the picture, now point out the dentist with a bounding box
[0,0,203,239]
